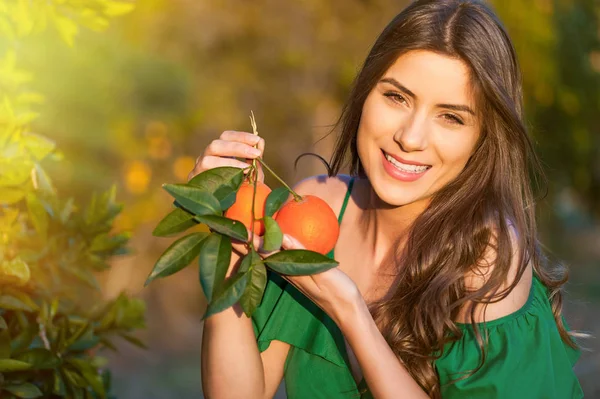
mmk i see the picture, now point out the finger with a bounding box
[255,160,265,183]
[243,229,279,257]
[282,234,306,250]
[231,241,249,256]
[219,130,262,146]
[257,137,265,153]
[188,156,251,181]
[204,140,263,159]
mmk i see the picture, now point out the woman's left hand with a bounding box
[256,233,364,326]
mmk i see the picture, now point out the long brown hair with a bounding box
[325,0,582,397]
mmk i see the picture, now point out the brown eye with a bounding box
[384,92,407,105]
[443,113,464,125]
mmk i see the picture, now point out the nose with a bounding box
[393,112,428,152]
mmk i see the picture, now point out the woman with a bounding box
[197,0,584,397]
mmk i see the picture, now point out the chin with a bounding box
[366,171,425,208]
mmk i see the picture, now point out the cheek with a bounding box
[436,134,478,172]
[357,95,397,146]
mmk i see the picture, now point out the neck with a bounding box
[354,178,428,267]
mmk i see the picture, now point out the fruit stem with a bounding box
[248,111,260,250]
[255,157,302,201]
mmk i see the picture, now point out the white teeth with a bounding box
[385,153,429,173]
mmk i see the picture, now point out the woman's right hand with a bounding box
[188,130,265,183]
[188,130,266,262]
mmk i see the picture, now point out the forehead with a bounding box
[383,50,476,106]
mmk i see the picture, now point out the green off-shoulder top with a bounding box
[251,177,584,398]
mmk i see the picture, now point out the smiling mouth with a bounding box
[381,150,431,173]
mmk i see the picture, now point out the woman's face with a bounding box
[357,50,481,208]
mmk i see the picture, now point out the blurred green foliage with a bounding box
[0,1,145,398]
[493,0,600,218]
[2,0,596,397]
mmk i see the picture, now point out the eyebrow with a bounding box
[379,77,476,116]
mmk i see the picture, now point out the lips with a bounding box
[381,150,431,167]
[381,150,431,182]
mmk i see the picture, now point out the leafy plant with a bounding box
[0,1,144,398]
[147,113,339,318]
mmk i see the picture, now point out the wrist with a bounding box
[335,294,370,332]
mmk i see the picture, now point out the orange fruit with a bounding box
[224,181,271,235]
[274,195,339,255]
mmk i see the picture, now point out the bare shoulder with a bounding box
[456,221,533,324]
[291,174,354,218]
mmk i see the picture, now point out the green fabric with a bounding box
[251,177,583,398]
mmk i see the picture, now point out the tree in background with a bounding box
[0,2,145,398]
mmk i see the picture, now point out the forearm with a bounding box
[340,300,429,399]
[201,251,265,398]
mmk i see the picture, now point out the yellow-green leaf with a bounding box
[0,257,30,286]
[0,187,25,204]
[54,15,78,46]
[21,132,55,160]
[0,359,33,372]
[104,1,136,17]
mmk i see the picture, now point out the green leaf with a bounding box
[63,267,100,290]
[99,338,117,352]
[118,332,148,349]
[111,295,146,329]
[239,251,267,317]
[26,193,48,237]
[69,335,100,352]
[0,295,34,312]
[4,289,38,310]
[33,163,55,196]
[14,348,61,369]
[10,319,38,354]
[101,369,113,393]
[153,207,197,237]
[195,215,248,242]
[219,190,238,211]
[0,359,32,371]
[0,316,6,329]
[263,250,339,275]
[145,232,209,286]
[3,383,43,398]
[0,258,30,287]
[62,366,86,389]
[52,371,67,396]
[188,166,244,209]
[54,15,78,46]
[0,187,25,205]
[0,158,32,186]
[265,187,290,217]
[84,185,123,227]
[64,323,92,350]
[104,1,136,16]
[199,234,231,301]
[21,132,55,161]
[66,358,105,398]
[203,271,249,319]
[91,355,109,369]
[262,216,283,251]
[59,197,74,223]
[89,232,131,253]
[163,184,222,216]
[0,328,10,358]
